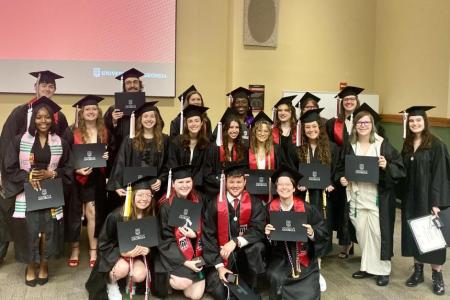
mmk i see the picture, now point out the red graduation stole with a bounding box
[248,146,275,170]
[333,119,344,146]
[29,97,59,124]
[269,197,310,268]
[219,145,238,163]
[272,127,296,145]
[73,128,107,185]
[217,190,252,266]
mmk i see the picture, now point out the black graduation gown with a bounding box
[266,203,329,300]
[2,134,72,263]
[288,141,340,256]
[169,113,213,140]
[62,127,114,241]
[158,195,206,281]
[202,193,266,299]
[203,144,249,198]
[336,138,405,261]
[398,137,450,264]
[103,105,130,152]
[167,137,208,189]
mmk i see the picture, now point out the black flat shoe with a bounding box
[25,268,36,287]
[37,276,48,285]
[352,271,374,279]
[376,275,390,286]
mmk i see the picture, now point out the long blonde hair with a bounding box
[77,106,107,143]
[250,121,273,154]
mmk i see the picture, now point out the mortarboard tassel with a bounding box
[268,177,273,203]
[28,73,41,131]
[179,96,184,135]
[296,120,301,147]
[271,107,276,123]
[129,111,136,138]
[228,95,233,108]
[336,99,340,118]
[219,170,225,202]
[216,122,222,146]
[166,169,172,199]
[305,190,310,204]
[123,183,133,220]
[74,105,79,128]
[402,111,408,139]
[322,190,327,220]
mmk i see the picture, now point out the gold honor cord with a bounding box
[322,190,327,220]
[123,183,133,220]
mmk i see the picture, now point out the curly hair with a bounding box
[222,116,245,162]
[274,103,297,135]
[76,106,108,143]
[132,107,164,153]
[402,114,434,155]
[250,121,273,155]
[297,121,332,165]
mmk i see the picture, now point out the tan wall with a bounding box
[0,0,449,132]
[374,0,450,117]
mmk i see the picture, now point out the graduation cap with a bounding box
[274,95,296,108]
[131,175,154,190]
[299,108,324,123]
[134,101,159,119]
[250,111,273,127]
[29,70,63,84]
[122,175,155,219]
[399,106,435,138]
[224,162,248,177]
[271,164,303,186]
[183,105,209,119]
[115,68,145,81]
[177,85,198,102]
[33,96,62,114]
[354,103,381,123]
[73,95,104,108]
[165,165,193,199]
[336,86,364,99]
[227,87,252,99]
[295,92,320,109]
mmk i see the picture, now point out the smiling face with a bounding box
[81,105,99,122]
[255,123,270,144]
[304,121,320,141]
[276,176,295,199]
[227,120,240,140]
[34,107,52,134]
[124,77,141,92]
[408,115,425,134]
[355,115,373,138]
[342,95,358,113]
[277,104,292,122]
[226,175,246,198]
[233,97,249,116]
[35,82,56,99]
[133,189,153,210]
[140,111,156,130]
[187,93,203,106]
[172,177,193,198]
[186,116,203,135]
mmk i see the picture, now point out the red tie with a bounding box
[233,198,239,210]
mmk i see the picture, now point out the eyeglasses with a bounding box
[356,121,372,127]
[343,97,357,102]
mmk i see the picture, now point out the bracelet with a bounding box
[51,170,57,179]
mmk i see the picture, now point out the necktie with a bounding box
[233,198,239,210]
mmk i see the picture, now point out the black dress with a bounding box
[266,202,329,300]
[398,137,450,264]
[202,192,266,299]
[2,134,72,263]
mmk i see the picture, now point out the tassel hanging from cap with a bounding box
[26,104,33,131]
[268,177,273,203]
[179,96,184,134]
[305,190,310,203]
[336,99,340,118]
[216,122,222,146]
[123,183,133,220]
[296,120,302,147]
[402,111,408,139]
[166,169,172,199]
[129,111,136,138]
[74,105,79,128]
[219,170,225,202]
[271,107,276,125]
[228,95,233,108]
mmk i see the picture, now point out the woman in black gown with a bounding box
[398,106,450,295]
[265,165,329,300]
[2,97,72,286]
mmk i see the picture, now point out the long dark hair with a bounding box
[298,121,331,165]
[28,106,56,136]
[180,117,210,150]
[133,107,164,152]
[402,114,434,154]
[274,103,297,135]
[222,116,245,162]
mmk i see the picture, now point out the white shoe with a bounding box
[107,282,122,300]
[319,273,327,292]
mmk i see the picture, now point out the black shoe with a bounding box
[352,271,374,279]
[432,270,445,296]
[25,267,36,287]
[405,263,424,287]
[37,276,48,285]
[376,275,390,286]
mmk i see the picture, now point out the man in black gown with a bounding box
[202,163,266,299]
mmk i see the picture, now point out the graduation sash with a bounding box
[219,145,238,163]
[333,119,344,146]
[248,146,275,170]
[269,197,310,268]
[73,128,107,185]
[272,127,296,145]
[217,190,252,266]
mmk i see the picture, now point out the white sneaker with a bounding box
[319,273,327,292]
[106,282,122,300]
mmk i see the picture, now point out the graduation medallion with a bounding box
[233,216,238,222]
[410,156,414,161]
